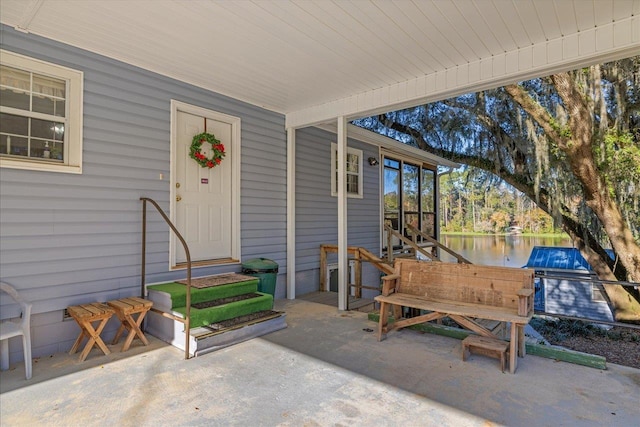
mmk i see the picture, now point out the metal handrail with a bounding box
[140,197,192,359]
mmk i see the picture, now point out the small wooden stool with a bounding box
[462,335,510,373]
[68,303,115,362]
[107,297,153,352]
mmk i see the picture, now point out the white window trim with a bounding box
[0,49,83,174]
[331,142,363,199]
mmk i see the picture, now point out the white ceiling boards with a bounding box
[1,0,638,128]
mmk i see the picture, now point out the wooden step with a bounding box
[462,334,509,372]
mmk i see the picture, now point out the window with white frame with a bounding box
[331,142,363,198]
[0,50,83,173]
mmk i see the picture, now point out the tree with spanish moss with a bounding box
[355,56,640,322]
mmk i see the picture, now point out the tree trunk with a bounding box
[505,78,640,322]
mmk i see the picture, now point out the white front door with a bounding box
[173,108,234,264]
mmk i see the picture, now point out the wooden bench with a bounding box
[375,260,534,374]
[462,335,509,372]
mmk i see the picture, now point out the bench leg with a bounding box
[378,301,389,341]
[392,305,402,323]
[518,325,526,357]
[509,322,517,374]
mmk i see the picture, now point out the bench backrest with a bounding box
[394,259,534,311]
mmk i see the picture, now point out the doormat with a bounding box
[176,273,258,289]
[192,293,261,309]
[204,310,282,331]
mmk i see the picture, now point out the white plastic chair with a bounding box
[0,282,32,380]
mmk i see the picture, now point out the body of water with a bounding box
[438,234,572,268]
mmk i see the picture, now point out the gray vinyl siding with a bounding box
[295,127,380,297]
[540,273,614,322]
[0,23,287,332]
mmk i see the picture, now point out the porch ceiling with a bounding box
[1,0,638,128]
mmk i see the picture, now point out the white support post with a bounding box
[337,116,348,311]
[286,127,296,300]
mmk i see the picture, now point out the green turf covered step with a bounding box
[147,278,259,309]
[174,292,274,328]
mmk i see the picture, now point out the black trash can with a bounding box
[242,258,279,298]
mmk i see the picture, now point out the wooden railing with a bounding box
[319,245,393,300]
[405,224,472,264]
[382,224,471,264]
[383,224,440,263]
[358,247,394,275]
[320,228,470,303]
[140,197,192,360]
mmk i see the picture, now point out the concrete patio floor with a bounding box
[1,299,638,426]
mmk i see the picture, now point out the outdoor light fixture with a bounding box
[368,156,379,166]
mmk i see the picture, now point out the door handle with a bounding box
[176,196,182,202]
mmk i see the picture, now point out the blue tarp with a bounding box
[526,246,614,271]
